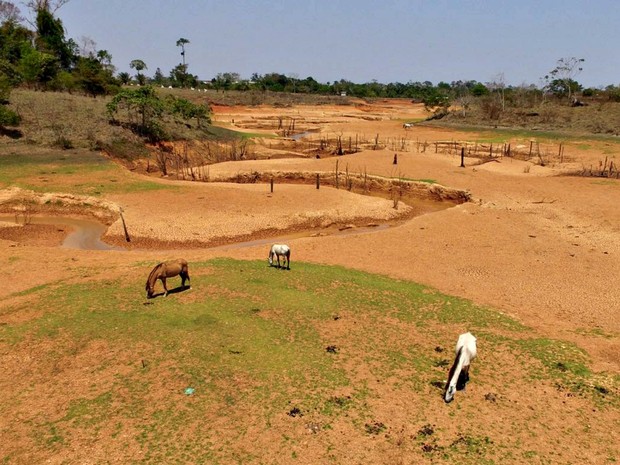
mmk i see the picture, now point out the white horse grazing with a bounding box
[268,244,290,269]
[403,122,414,129]
[444,332,477,403]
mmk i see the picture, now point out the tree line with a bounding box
[2,0,620,134]
[0,1,209,138]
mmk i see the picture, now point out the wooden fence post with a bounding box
[119,209,131,242]
[335,160,339,189]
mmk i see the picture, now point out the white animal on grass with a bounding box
[268,244,291,270]
[443,332,477,403]
[403,122,414,129]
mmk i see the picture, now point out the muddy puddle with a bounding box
[0,215,122,251]
[0,214,398,252]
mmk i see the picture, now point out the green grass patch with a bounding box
[204,125,274,140]
[430,124,620,145]
[1,258,616,463]
[574,327,616,339]
[0,148,172,195]
[397,176,438,184]
[591,179,620,187]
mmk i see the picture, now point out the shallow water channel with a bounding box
[0,215,395,252]
[0,215,121,251]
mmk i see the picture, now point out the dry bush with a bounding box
[13,201,34,225]
[479,96,503,120]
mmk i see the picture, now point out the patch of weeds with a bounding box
[417,425,444,455]
[574,327,615,339]
[365,421,387,435]
[590,179,618,187]
[322,395,352,415]
[431,380,445,390]
[434,358,450,368]
[594,385,609,395]
[516,337,591,379]
[325,345,338,354]
[450,433,493,455]
[14,283,50,297]
[52,135,74,150]
[101,138,150,161]
[45,424,65,446]
[417,424,435,437]
[63,392,113,426]
[421,442,442,453]
[287,407,303,417]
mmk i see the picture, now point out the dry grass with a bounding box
[8,89,142,150]
[162,87,354,107]
[443,98,620,136]
[5,89,225,154]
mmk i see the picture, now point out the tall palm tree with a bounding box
[176,38,189,67]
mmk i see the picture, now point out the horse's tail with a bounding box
[180,259,190,283]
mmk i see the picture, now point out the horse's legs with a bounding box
[286,252,290,270]
[181,271,191,289]
[161,277,168,296]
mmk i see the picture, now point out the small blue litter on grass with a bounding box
[184,387,195,396]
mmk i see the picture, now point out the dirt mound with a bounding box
[0,187,121,224]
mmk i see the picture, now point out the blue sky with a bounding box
[54,0,619,87]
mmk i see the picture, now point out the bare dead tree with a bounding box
[23,0,69,24]
[25,0,69,11]
[155,146,169,176]
[0,1,24,22]
[76,35,97,57]
[487,72,507,111]
[14,201,33,225]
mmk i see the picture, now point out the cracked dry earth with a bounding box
[0,99,619,464]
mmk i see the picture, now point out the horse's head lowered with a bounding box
[145,259,190,299]
[145,263,163,299]
[268,244,290,269]
[443,332,477,403]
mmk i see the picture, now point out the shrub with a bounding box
[479,96,503,120]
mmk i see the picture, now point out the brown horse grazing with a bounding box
[145,259,190,299]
